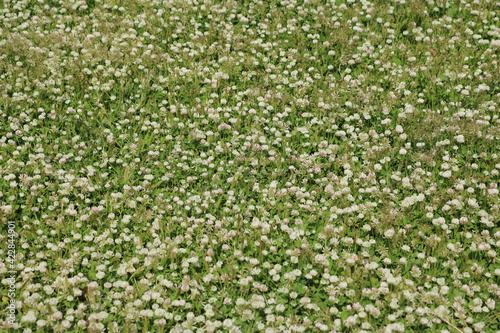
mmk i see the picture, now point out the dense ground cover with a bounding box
[1,0,499,332]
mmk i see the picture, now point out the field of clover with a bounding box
[0,0,499,332]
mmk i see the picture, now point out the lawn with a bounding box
[0,0,499,332]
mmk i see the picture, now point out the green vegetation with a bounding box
[0,0,499,332]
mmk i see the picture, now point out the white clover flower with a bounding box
[384,323,405,332]
[441,170,452,178]
[22,311,37,323]
[218,123,232,130]
[487,188,499,196]
[250,295,266,309]
[477,84,490,91]
[384,228,395,238]
[314,254,329,266]
[345,315,358,327]
[467,198,479,208]
[434,305,449,317]
[401,196,415,208]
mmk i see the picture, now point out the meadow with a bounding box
[0,0,499,332]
